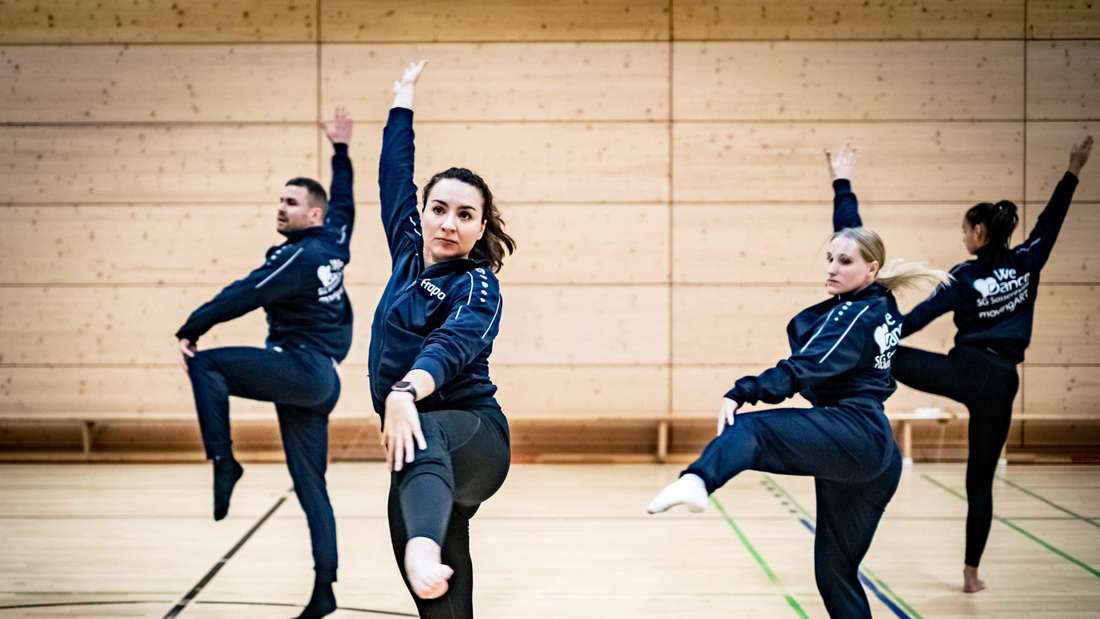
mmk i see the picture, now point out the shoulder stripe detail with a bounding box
[255,248,303,289]
[456,272,475,319]
[800,306,838,353]
[1016,237,1041,253]
[481,295,502,340]
[818,305,870,364]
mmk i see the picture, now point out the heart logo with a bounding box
[972,277,998,298]
[874,323,889,353]
[317,264,335,287]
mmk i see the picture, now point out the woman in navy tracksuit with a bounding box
[891,136,1092,593]
[649,142,946,618]
[370,61,515,619]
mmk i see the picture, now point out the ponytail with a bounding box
[829,227,951,293]
[965,200,1019,249]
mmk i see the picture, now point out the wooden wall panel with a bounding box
[672,203,982,284]
[0,45,316,123]
[321,0,670,42]
[498,205,668,284]
[343,122,669,204]
[495,366,668,419]
[1026,1,1100,39]
[673,286,815,364]
[0,287,280,365]
[494,286,668,364]
[1023,366,1100,415]
[0,365,667,420]
[0,126,317,204]
[0,284,670,366]
[1023,202,1100,283]
[673,1,1023,41]
[321,43,668,121]
[1026,122,1099,202]
[0,204,667,286]
[0,204,393,286]
[672,285,956,364]
[674,123,1023,203]
[1029,285,1100,364]
[0,0,318,43]
[674,42,1022,120]
[1027,42,1100,120]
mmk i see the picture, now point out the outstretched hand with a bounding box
[323,106,353,144]
[393,60,428,94]
[1069,135,1093,177]
[825,140,858,181]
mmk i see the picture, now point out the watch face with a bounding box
[393,381,412,390]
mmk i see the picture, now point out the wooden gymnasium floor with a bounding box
[0,463,1098,618]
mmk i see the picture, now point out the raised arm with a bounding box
[379,60,427,259]
[826,140,862,231]
[323,106,355,246]
[1019,135,1091,271]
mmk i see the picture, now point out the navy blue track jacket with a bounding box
[369,108,503,418]
[724,179,901,408]
[176,144,355,363]
[900,172,1079,362]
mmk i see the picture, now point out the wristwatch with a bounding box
[390,381,418,400]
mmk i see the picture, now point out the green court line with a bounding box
[923,474,1100,579]
[762,475,925,619]
[710,495,810,619]
[995,474,1100,530]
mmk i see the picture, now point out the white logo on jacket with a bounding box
[421,279,447,300]
[873,313,901,370]
[317,259,346,303]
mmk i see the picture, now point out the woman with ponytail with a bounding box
[370,61,515,617]
[648,142,946,619]
[891,136,1092,594]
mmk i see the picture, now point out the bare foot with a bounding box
[647,474,708,514]
[962,565,986,593]
[404,537,453,599]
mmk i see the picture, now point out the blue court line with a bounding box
[762,475,922,619]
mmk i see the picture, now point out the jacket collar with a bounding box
[280,225,326,243]
[836,281,888,303]
[975,243,1009,261]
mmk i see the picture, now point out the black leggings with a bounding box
[892,345,1019,567]
[388,408,510,619]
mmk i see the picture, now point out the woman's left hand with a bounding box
[717,397,740,436]
[383,392,427,472]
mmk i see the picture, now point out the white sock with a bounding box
[646,474,708,514]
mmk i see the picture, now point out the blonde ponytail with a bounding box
[829,227,951,294]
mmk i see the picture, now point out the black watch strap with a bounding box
[391,381,418,400]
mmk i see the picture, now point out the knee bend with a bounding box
[396,463,454,496]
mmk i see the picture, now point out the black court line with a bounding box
[161,489,291,619]
[0,600,414,616]
[0,600,167,611]
[196,600,417,616]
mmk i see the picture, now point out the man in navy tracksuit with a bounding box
[174,109,355,619]
[649,151,904,618]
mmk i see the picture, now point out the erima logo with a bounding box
[421,279,446,300]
